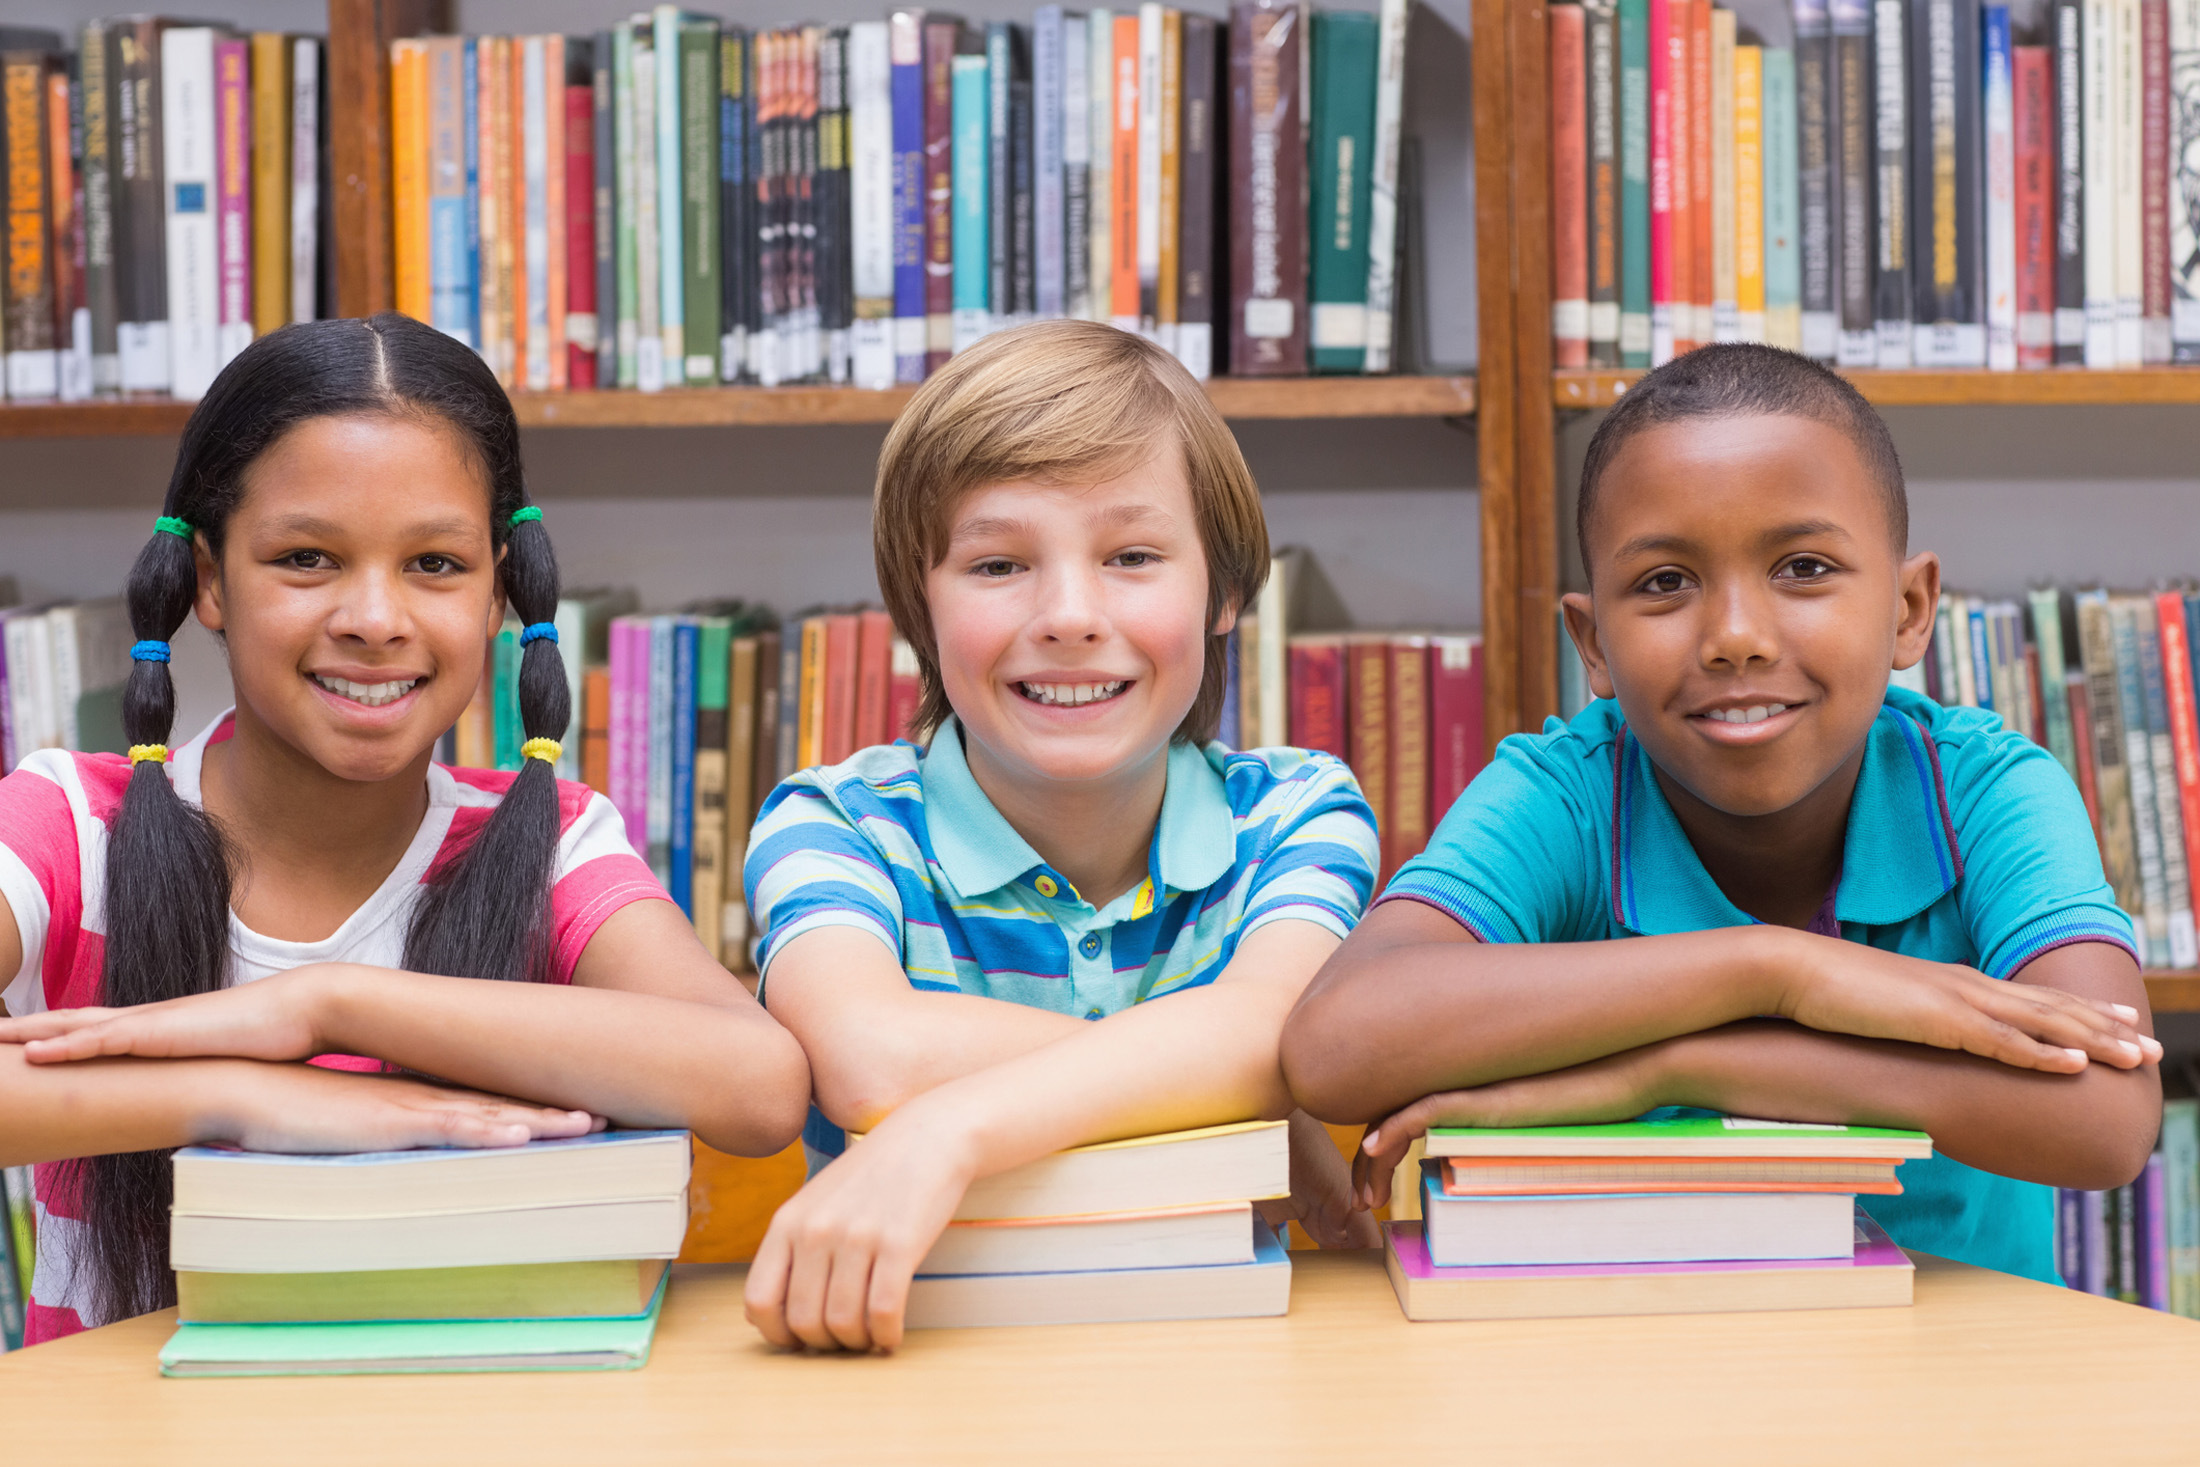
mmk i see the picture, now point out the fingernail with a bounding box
[2144,1037,2163,1057]
[2064,1048,2088,1064]
[1363,1132,1380,1152]
[2121,1041,2142,1060]
[2112,1004,2138,1020]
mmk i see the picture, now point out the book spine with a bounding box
[1310,11,1378,371]
[47,56,85,402]
[2030,587,2081,782]
[2137,607,2196,965]
[2176,0,2200,357]
[887,634,920,742]
[1111,12,1139,330]
[1287,639,1348,759]
[1153,11,1177,348]
[213,36,249,372]
[2142,0,2171,359]
[2055,0,2088,360]
[723,634,759,959]
[476,40,503,381]
[1986,6,2019,368]
[1795,0,1836,358]
[1228,0,1308,374]
[2015,45,2055,365]
[632,27,665,391]
[2111,597,2170,963]
[756,31,782,385]
[825,28,854,383]
[1347,637,1390,875]
[81,22,120,392]
[1551,3,1590,368]
[2145,1151,2171,1310]
[1689,0,1713,348]
[594,32,617,384]
[854,610,893,748]
[653,8,686,380]
[1385,637,1431,879]
[1735,43,1765,341]
[545,34,568,390]
[952,50,989,350]
[295,38,322,325]
[2078,592,2144,924]
[3,53,57,400]
[681,20,720,386]
[1586,0,1621,362]
[1871,0,1909,364]
[249,33,288,340]
[1709,7,1736,341]
[2157,592,2200,932]
[2114,0,2143,365]
[988,24,1012,331]
[461,39,479,352]
[796,616,824,770]
[1089,10,1114,325]
[1620,0,1652,363]
[1035,7,1065,320]
[1177,14,1217,379]
[2071,666,2103,830]
[391,37,429,327]
[1650,0,1676,362]
[1830,0,1874,365]
[890,13,925,382]
[2084,0,2118,364]
[1428,634,1484,826]
[823,615,859,765]
[609,621,645,854]
[1764,46,1803,349]
[670,621,698,917]
[1366,0,1411,370]
[118,19,171,394]
[924,19,960,374]
[523,37,551,390]
[568,50,598,388]
[775,617,802,782]
[163,28,218,402]
[427,37,470,349]
[1063,16,1092,323]
[1128,8,1158,337]
[1913,0,1986,365]
[646,616,675,884]
[714,29,746,383]
[849,23,893,389]
[752,628,781,798]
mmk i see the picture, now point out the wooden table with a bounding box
[4,1251,2197,1464]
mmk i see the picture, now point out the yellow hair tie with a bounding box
[520,738,562,765]
[128,744,171,765]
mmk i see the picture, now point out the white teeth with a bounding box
[1019,680,1128,707]
[313,673,421,708]
[1708,703,1787,724]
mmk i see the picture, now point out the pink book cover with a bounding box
[609,618,648,854]
[1648,0,1672,356]
[1427,633,1484,830]
[1384,1213,1907,1282]
[215,36,253,360]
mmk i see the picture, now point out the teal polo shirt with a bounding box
[1384,685,2137,1283]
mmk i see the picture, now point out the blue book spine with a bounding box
[1217,629,1241,749]
[462,37,481,352]
[1033,6,1064,318]
[646,615,675,886]
[670,619,698,917]
[952,53,990,350]
[653,5,687,379]
[719,39,749,381]
[0,1196,22,1352]
[1967,605,1993,713]
[891,16,928,382]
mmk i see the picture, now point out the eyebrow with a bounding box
[948,501,1176,545]
[258,512,484,542]
[1610,518,1854,561]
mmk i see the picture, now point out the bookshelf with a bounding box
[1554,369,2200,411]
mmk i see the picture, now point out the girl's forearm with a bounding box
[1656,1020,2161,1190]
[0,1045,235,1166]
[315,966,809,1156]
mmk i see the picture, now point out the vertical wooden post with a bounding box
[1472,0,1521,753]
[328,0,451,318]
[1508,0,1561,729]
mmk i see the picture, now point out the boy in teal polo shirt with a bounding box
[1283,345,2163,1282]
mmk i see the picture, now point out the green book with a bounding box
[679,14,721,384]
[1424,1114,1934,1159]
[2027,587,2079,784]
[612,24,640,387]
[1616,0,1649,366]
[1307,10,1379,373]
[493,619,522,772]
[2163,1098,2200,1319]
[160,1269,666,1377]
[652,5,687,380]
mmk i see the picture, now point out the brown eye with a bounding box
[283,550,330,570]
[1781,556,1835,582]
[1642,570,1688,595]
[414,554,460,575]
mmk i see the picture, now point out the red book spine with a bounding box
[2025,644,2048,747]
[1287,637,1348,760]
[922,20,959,374]
[2013,46,2053,368]
[2155,592,2200,915]
[2068,670,2102,836]
[887,637,921,742]
[1550,4,1589,368]
[1385,637,1431,877]
[215,38,251,356]
[566,81,598,388]
[545,34,567,391]
[1648,0,1673,361]
[1666,0,1694,353]
[2142,0,2170,360]
[1227,0,1308,374]
[1427,633,1485,827]
[1347,636,1391,873]
[1112,13,1140,327]
[822,612,860,765]
[1688,0,1712,349]
[854,609,893,749]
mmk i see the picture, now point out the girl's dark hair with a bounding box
[74,313,567,1324]
[1575,344,1909,575]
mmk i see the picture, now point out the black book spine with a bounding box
[987,22,1011,323]
[314,38,333,323]
[80,19,119,393]
[595,30,620,384]
[1831,0,1876,364]
[1911,0,1983,363]
[2052,0,2084,361]
[1870,0,1909,364]
[820,27,851,382]
[1177,14,1218,372]
[1010,28,1034,319]
[758,30,783,380]
[1796,1,1836,358]
[116,17,168,393]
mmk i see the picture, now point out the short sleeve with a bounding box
[547,786,677,983]
[1380,730,1608,944]
[0,763,79,1016]
[1942,726,2138,978]
[1237,753,1381,940]
[743,773,905,989]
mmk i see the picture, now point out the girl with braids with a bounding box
[0,315,809,1344]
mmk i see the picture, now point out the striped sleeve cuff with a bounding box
[754,909,903,999]
[1374,867,1522,944]
[1241,898,1357,943]
[1981,904,2142,979]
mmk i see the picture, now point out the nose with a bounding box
[1030,560,1110,645]
[325,562,413,647]
[1700,574,1779,672]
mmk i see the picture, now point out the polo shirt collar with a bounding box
[920,718,1235,900]
[1609,700,1963,936]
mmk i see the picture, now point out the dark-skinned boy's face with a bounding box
[1561,414,1940,819]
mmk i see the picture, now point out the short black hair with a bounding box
[1576,344,1908,575]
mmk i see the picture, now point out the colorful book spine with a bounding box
[1365,0,1410,372]
[952,49,989,350]
[923,17,960,374]
[849,20,895,389]
[890,10,926,383]
[1762,45,1802,349]
[163,27,219,401]
[1177,14,1218,379]
[2177,0,2200,360]
[1585,0,1621,363]
[647,614,675,884]
[568,42,599,387]
[248,32,288,340]
[1733,42,1764,342]
[1794,0,1836,358]
[428,36,472,348]
[1110,11,1138,332]
[1869,0,1907,365]
[652,7,686,381]
[669,618,700,920]
[1551,3,1590,369]
[679,17,720,385]
[1619,0,1652,364]
[1830,0,1874,366]
[1227,0,1307,374]
[2142,0,2171,360]
[2136,603,2197,965]
[1649,0,1675,363]
[1310,9,1379,372]
[1985,5,2018,370]
[2014,44,2056,367]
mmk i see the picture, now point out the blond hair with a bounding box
[874,319,1269,744]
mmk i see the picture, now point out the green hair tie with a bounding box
[154,516,194,539]
[509,506,543,528]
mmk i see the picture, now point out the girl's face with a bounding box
[197,414,504,783]
[924,445,1227,794]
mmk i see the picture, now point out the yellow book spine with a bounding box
[1734,44,1764,341]
[250,33,290,337]
[1156,8,1181,343]
[797,618,825,770]
[390,39,430,323]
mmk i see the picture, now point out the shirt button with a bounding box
[1080,933,1102,958]
[1085,1007,1104,1020]
[1033,875,1059,898]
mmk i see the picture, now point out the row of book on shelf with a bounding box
[2056,1094,2200,1314]
[0,21,331,403]
[383,0,1421,394]
[1546,0,2200,371]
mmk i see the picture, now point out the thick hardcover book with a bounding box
[2056,0,2089,359]
[951,49,988,350]
[212,36,249,372]
[1709,7,1736,341]
[1227,0,1307,373]
[691,616,731,952]
[822,612,860,764]
[1794,0,1837,357]
[679,16,720,385]
[1428,633,1483,828]
[2014,44,2054,365]
[1063,15,1092,323]
[1311,9,1379,371]
[1178,14,1218,378]
[248,32,288,338]
[849,21,894,388]
[924,15,964,373]
[1650,0,1676,362]
[1830,0,1875,365]
[81,21,121,393]
[1551,4,1590,367]
[1586,0,1621,361]
[2,49,58,399]
[986,22,1012,328]
[1870,0,1909,365]
[889,10,926,382]
[1385,636,1431,877]
[1985,6,2018,368]
[2142,0,2170,359]
[1035,6,1066,317]
[1287,636,1348,759]
[2176,0,2200,359]
[1346,635,1390,855]
[1619,0,1651,364]
[1735,43,1765,341]
[116,17,172,393]
[2077,591,2145,938]
[566,45,598,386]
[1111,11,1139,330]
[1911,0,1985,366]
[391,37,428,324]
[1365,0,1409,370]
[2083,0,2117,364]
[162,26,218,400]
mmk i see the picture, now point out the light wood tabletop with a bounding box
[4,1250,2197,1465]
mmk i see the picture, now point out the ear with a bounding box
[1210,595,1239,638]
[192,532,225,632]
[1891,550,1941,673]
[1561,591,1616,701]
[487,540,509,637]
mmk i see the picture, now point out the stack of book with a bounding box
[1547,0,2200,371]
[903,1120,1292,1328]
[158,1130,690,1377]
[1383,1115,1930,1321]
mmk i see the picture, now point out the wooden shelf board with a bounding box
[2146,973,2200,1014]
[0,375,1475,439]
[1555,367,2200,409]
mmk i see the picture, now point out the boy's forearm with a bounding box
[1655,1020,2161,1190]
[805,989,1089,1132]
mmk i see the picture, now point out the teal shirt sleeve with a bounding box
[1381,722,1610,942]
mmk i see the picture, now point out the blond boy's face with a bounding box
[925,446,1220,793]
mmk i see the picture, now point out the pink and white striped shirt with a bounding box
[0,711,666,1344]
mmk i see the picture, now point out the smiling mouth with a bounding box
[1017,680,1130,707]
[1700,703,1791,724]
[309,672,424,708]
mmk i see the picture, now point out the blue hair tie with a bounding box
[519,622,558,647]
[130,640,171,663]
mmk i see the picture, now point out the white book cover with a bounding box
[2174,0,2200,357]
[652,6,685,381]
[523,36,553,390]
[1088,10,1114,325]
[2114,0,2145,364]
[631,34,664,393]
[162,27,220,401]
[1985,15,2018,370]
[291,37,320,323]
[2084,0,2119,365]
[1135,4,1163,340]
[1363,0,1408,371]
[1034,6,1066,318]
[850,22,895,390]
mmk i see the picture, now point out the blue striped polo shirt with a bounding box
[1385,686,2137,1284]
[745,715,1381,1157]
